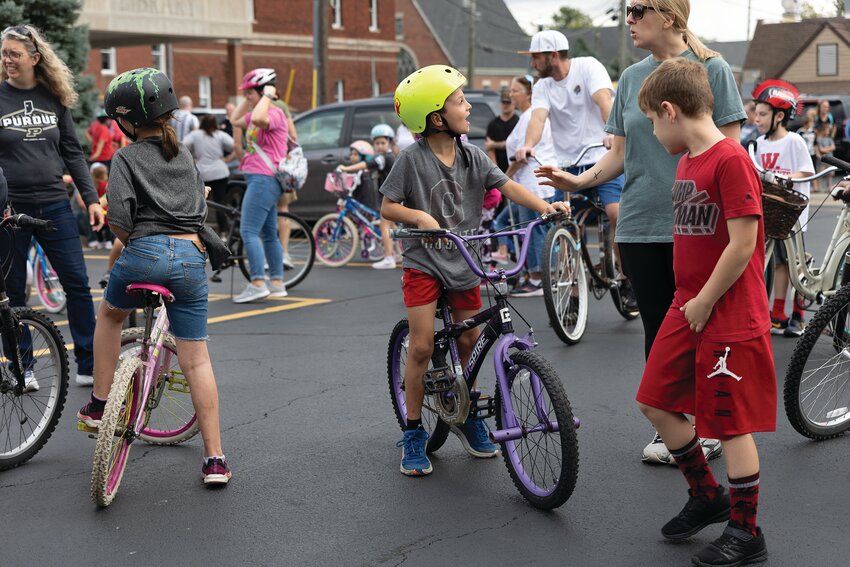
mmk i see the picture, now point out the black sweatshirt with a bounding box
[0,81,98,207]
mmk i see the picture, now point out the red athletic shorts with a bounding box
[636,313,777,440]
[402,268,482,310]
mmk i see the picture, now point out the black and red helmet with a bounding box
[751,79,799,120]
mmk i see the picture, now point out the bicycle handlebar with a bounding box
[0,214,55,231]
[747,141,838,183]
[821,155,850,175]
[509,142,606,170]
[206,200,239,216]
[392,212,565,280]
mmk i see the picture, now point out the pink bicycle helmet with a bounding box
[349,140,375,157]
[240,68,277,91]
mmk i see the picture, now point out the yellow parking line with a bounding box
[207,297,331,324]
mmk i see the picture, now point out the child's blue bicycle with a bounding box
[389,215,579,509]
[313,171,389,267]
[26,237,66,314]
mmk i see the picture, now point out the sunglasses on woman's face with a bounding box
[626,4,657,20]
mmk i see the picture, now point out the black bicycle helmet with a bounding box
[104,67,178,139]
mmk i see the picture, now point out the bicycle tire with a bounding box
[784,284,850,439]
[494,350,578,509]
[361,229,385,261]
[611,279,640,321]
[237,212,315,289]
[119,328,199,445]
[313,213,359,267]
[91,356,142,507]
[541,226,588,345]
[387,319,451,453]
[35,260,66,314]
[0,309,69,471]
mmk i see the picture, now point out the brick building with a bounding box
[80,0,398,112]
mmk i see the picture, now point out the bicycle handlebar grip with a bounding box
[822,155,850,174]
[391,228,450,239]
[12,214,54,231]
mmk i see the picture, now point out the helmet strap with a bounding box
[425,111,470,167]
[115,119,137,142]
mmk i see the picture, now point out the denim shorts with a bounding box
[566,164,625,207]
[104,235,209,341]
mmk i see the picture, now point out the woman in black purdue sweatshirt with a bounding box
[0,25,105,387]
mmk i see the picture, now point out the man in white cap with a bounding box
[515,30,624,239]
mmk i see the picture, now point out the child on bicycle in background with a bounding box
[380,65,568,476]
[751,79,815,338]
[88,162,115,250]
[636,58,774,566]
[77,68,231,486]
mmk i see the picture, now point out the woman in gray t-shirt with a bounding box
[183,114,234,232]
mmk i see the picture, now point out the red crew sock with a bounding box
[669,434,721,501]
[792,294,805,321]
[728,472,760,536]
[771,298,786,320]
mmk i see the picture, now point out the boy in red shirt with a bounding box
[636,58,775,566]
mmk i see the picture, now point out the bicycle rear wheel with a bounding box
[91,356,143,507]
[35,258,65,314]
[313,214,359,267]
[495,350,578,509]
[237,212,315,289]
[119,328,199,445]
[541,226,588,345]
[387,319,450,453]
[0,309,69,471]
[785,284,850,439]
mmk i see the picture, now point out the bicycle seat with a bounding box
[126,283,175,302]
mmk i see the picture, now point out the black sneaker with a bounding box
[691,524,767,566]
[661,486,731,540]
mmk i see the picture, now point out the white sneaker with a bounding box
[24,369,39,392]
[641,431,675,465]
[372,257,397,270]
[88,240,99,249]
[268,282,288,298]
[700,437,723,461]
[104,240,113,250]
[233,283,270,304]
[283,255,295,270]
[75,373,94,387]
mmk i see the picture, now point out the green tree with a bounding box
[0,0,97,144]
[835,0,846,16]
[549,6,593,29]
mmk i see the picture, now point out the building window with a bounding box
[335,80,344,103]
[152,43,166,73]
[818,43,838,76]
[332,0,342,29]
[100,48,116,75]
[198,76,211,108]
[482,80,492,89]
[369,0,379,32]
[395,13,403,39]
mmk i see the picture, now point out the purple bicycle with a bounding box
[388,215,579,509]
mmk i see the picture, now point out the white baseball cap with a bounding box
[518,30,570,54]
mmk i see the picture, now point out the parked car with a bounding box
[221,91,503,221]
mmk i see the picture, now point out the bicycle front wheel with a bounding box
[91,356,143,507]
[542,226,588,345]
[313,214,359,267]
[119,328,199,445]
[0,309,69,471]
[237,212,315,289]
[495,350,578,509]
[35,261,66,314]
[785,285,850,439]
[387,320,450,453]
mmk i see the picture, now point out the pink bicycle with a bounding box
[88,283,198,507]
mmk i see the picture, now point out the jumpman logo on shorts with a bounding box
[707,346,742,381]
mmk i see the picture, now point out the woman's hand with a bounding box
[88,203,105,231]
[536,165,582,192]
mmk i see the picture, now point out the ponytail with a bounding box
[682,29,719,62]
[154,112,180,161]
[652,1,720,62]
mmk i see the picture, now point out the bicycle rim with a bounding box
[313,214,358,267]
[785,286,850,439]
[277,212,315,289]
[387,320,450,453]
[542,227,588,345]
[0,309,69,470]
[119,329,199,445]
[496,351,578,509]
[36,264,65,314]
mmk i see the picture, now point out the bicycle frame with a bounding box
[331,193,382,241]
[29,239,49,282]
[129,294,173,437]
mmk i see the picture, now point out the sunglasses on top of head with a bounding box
[3,26,33,38]
[626,4,657,20]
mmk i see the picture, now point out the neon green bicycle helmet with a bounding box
[394,65,466,134]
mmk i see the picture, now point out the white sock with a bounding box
[204,454,225,464]
[530,278,541,286]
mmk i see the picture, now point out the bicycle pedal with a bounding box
[468,394,497,419]
[423,366,454,394]
[77,421,98,434]
[166,372,190,394]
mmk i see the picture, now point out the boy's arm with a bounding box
[339,162,368,173]
[680,216,759,332]
[498,179,568,215]
[380,196,440,229]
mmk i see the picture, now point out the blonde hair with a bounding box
[638,58,714,118]
[1,25,79,108]
[648,0,719,62]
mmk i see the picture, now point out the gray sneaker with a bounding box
[233,283,270,304]
[268,282,288,298]
[642,431,675,465]
[24,369,39,392]
[784,318,804,337]
[700,437,723,461]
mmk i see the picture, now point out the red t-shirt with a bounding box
[668,138,770,342]
[89,121,115,162]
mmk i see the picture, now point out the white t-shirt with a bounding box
[395,124,416,151]
[755,132,815,229]
[505,109,556,199]
[531,57,614,167]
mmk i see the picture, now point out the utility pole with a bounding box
[467,0,476,87]
[746,0,752,40]
[312,0,328,108]
[618,0,628,76]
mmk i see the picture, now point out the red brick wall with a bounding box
[397,0,450,68]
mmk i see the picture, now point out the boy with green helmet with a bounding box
[380,65,569,476]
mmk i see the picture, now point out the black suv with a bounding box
[223,91,502,221]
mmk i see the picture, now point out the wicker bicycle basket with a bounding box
[761,173,808,240]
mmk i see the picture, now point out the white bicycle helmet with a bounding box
[370,123,395,141]
[240,68,277,90]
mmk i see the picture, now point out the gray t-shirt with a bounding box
[107,137,207,240]
[606,50,745,243]
[380,139,508,290]
[183,129,234,182]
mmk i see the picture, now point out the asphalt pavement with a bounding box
[4,202,850,566]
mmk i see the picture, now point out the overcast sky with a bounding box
[503,0,844,42]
